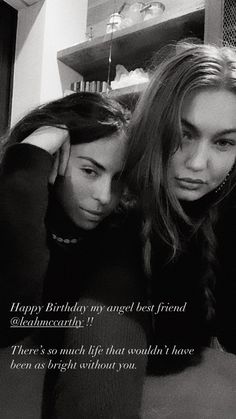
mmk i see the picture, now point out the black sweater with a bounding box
[148,188,236,373]
[0,144,235,417]
[0,144,148,418]
[0,144,235,349]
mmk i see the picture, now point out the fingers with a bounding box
[49,139,71,184]
[49,152,60,185]
[58,139,71,176]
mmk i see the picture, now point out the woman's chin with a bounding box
[174,188,207,202]
[73,217,100,230]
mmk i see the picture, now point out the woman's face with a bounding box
[168,88,236,201]
[54,132,126,229]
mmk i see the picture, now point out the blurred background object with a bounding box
[106,12,124,33]
[124,2,145,25]
[143,2,165,21]
[111,64,149,89]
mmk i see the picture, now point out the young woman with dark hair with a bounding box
[0,91,129,342]
[0,92,148,418]
[125,43,236,373]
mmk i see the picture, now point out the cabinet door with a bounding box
[0,2,17,136]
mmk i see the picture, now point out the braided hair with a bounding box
[125,43,236,323]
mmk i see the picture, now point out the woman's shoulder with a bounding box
[219,184,236,216]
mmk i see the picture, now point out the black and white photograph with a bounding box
[0,0,236,418]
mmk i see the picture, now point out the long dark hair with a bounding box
[1,91,128,154]
[126,43,236,321]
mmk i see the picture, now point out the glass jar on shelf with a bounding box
[123,2,145,25]
[143,1,165,21]
[106,12,124,33]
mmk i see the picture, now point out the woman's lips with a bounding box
[175,177,206,190]
[80,207,105,220]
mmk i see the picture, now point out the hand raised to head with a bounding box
[22,126,71,184]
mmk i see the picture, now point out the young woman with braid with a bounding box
[125,43,236,375]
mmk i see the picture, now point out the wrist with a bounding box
[22,126,68,154]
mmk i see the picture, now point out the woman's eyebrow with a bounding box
[181,118,199,136]
[214,128,236,136]
[182,118,236,137]
[77,156,105,171]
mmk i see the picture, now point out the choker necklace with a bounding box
[51,233,81,244]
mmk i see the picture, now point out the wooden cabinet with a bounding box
[58,0,204,81]
[57,0,221,99]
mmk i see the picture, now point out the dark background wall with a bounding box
[0,1,17,136]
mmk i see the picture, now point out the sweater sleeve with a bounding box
[0,143,52,346]
[216,204,236,354]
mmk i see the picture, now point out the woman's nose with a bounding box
[93,178,112,205]
[185,140,209,171]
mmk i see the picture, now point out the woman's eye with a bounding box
[182,130,193,141]
[178,130,193,150]
[215,139,235,150]
[81,168,98,177]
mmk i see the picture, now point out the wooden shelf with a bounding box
[57,6,205,82]
[109,82,148,97]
